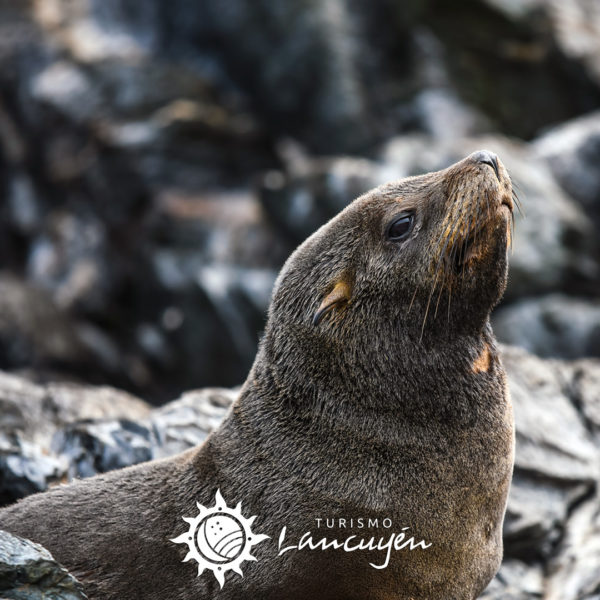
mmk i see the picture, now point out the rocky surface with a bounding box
[493,295,600,359]
[0,346,599,597]
[0,372,149,505]
[0,530,87,599]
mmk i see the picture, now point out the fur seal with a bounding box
[0,150,515,600]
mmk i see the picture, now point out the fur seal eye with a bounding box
[386,214,414,241]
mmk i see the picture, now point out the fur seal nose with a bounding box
[472,150,499,179]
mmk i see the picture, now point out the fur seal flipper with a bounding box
[0,150,515,600]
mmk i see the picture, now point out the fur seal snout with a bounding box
[0,151,515,600]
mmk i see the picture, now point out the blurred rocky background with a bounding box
[0,0,599,598]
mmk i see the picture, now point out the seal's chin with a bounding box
[453,205,512,273]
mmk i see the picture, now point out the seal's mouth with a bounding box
[451,196,513,272]
[501,196,514,212]
[452,234,476,272]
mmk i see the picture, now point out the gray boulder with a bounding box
[493,294,600,360]
[0,529,87,599]
[534,110,600,226]
[0,373,150,505]
[545,490,600,600]
[500,345,599,560]
[149,387,237,458]
[480,559,544,599]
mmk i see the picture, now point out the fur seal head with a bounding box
[267,150,514,351]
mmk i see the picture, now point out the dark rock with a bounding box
[38,0,384,154]
[545,490,600,600]
[0,275,126,381]
[259,145,380,248]
[26,211,111,314]
[493,294,600,360]
[483,0,600,91]
[0,372,150,504]
[52,419,156,480]
[150,387,237,458]
[425,0,600,140]
[480,559,544,599]
[0,445,63,507]
[0,529,87,600]
[150,259,276,390]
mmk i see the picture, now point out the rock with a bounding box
[408,29,492,140]
[37,0,383,153]
[545,490,600,600]
[0,529,86,599]
[568,358,600,444]
[27,211,111,314]
[150,257,277,389]
[534,110,600,226]
[0,275,126,380]
[430,0,600,139]
[502,345,597,484]
[0,372,150,505]
[541,0,600,88]
[52,419,156,480]
[6,172,42,234]
[503,471,589,560]
[30,60,101,124]
[500,345,599,560]
[150,387,237,458]
[0,275,93,371]
[493,294,600,359]
[259,147,381,248]
[0,372,234,496]
[480,559,544,599]
[0,1,282,400]
[0,371,150,452]
[0,442,64,507]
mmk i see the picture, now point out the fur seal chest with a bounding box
[0,150,516,600]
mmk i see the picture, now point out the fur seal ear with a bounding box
[313,280,352,326]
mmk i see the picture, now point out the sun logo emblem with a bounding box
[170,489,269,588]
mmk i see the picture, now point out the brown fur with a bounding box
[0,151,515,599]
[472,344,492,374]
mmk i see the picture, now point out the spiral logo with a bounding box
[170,489,269,588]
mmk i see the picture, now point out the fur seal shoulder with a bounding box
[0,150,515,600]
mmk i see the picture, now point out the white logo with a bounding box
[170,489,269,588]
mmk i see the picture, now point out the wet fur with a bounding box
[0,152,515,600]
